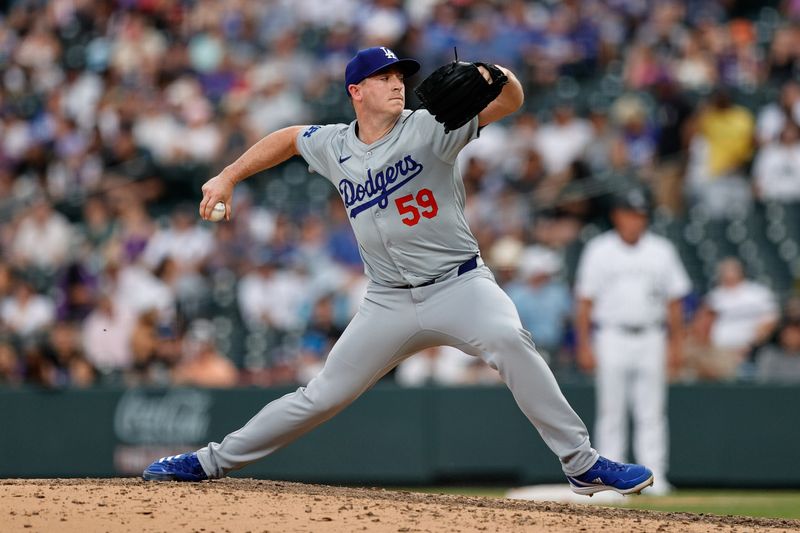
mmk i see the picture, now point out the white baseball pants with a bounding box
[594,327,668,482]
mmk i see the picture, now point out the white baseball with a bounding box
[209,201,227,222]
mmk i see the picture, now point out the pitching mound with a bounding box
[2,479,798,532]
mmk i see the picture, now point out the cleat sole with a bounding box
[569,473,654,496]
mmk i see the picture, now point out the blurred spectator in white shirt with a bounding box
[177,96,223,164]
[132,100,182,165]
[11,196,72,271]
[63,70,104,131]
[15,18,60,70]
[81,293,136,375]
[244,71,309,142]
[499,114,539,174]
[486,235,524,287]
[583,108,622,175]
[252,30,315,91]
[226,185,276,247]
[2,115,35,164]
[109,12,167,80]
[672,32,717,91]
[756,80,800,145]
[753,120,800,202]
[1,279,55,338]
[291,0,358,28]
[141,205,214,277]
[533,103,593,175]
[102,260,175,325]
[704,258,779,357]
[358,0,408,47]
[682,304,741,381]
[457,123,510,182]
[238,252,310,332]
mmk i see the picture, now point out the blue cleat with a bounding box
[142,452,208,482]
[567,456,654,496]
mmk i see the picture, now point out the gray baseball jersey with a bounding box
[195,111,598,480]
[295,110,479,287]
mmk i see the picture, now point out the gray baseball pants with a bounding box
[197,266,598,478]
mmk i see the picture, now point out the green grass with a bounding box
[401,487,800,520]
[616,490,800,520]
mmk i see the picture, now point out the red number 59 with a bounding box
[395,188,439,226]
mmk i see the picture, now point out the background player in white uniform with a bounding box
[143,46,654,495]
[575,189,691,495]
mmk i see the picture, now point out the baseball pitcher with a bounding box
[143,46,654,495]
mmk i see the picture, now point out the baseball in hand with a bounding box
[209,201,227,222]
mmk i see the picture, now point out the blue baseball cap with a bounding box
[344,47,420,96]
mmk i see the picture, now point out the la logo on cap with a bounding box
[381,47,398,60]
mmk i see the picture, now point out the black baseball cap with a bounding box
[344,47,420,96]
[612,188,651,214]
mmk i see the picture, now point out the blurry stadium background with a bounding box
[1,0,800,499]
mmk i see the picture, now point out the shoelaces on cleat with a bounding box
[159,454,198,474]
[597,457,626,472]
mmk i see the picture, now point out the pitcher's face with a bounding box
[354,66,405,117]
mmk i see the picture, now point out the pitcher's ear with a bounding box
[349,84,362,101]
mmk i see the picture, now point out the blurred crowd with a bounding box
[2,0,800,389]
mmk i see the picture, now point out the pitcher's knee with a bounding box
[301,386,356,416]
[481,328,547,373]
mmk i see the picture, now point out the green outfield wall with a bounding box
[0,384,797,487]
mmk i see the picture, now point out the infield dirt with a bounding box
[2,478,798,532]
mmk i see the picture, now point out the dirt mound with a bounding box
[2,478,797,532]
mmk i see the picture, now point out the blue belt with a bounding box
[400,255,478,289]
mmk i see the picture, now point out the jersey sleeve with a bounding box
[574,240,602,300]
[413,110,480,164]
[295,124,340,180]
[664,243,692,300]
